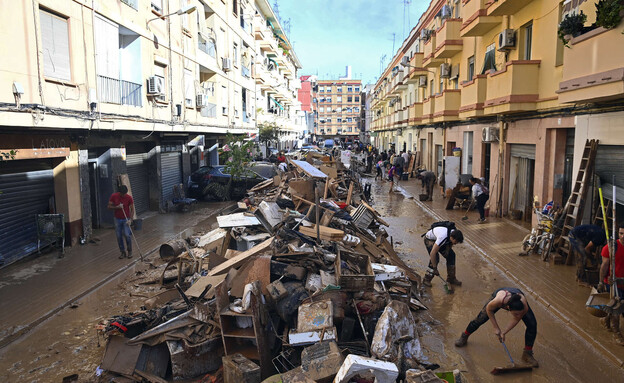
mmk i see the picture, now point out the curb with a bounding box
[0,203,234,349]
[400,187,624,369]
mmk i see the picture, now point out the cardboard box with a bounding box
[297,299,333,333]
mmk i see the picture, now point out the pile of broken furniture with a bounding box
[98,152,464,383]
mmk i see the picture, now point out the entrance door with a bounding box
[483,143,491,186]
[88,161,100,228]
[161,152,182,208]
[463,131,473,175]
[510,144,536,222]
[436,145,443,176]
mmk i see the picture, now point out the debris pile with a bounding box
[97,152,464,382]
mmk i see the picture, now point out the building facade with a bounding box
[371,0,624,224]
[313,79,362,143]
[0,0,300,267]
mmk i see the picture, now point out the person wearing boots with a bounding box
[597,224,624,345]
[107,185,135,259]
[454,287,539,367]
[422,224,464,287]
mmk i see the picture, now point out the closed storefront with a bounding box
[0,163,55,267]
[595,145,624,206]
[161,151,182,208]
[126,153,150,215]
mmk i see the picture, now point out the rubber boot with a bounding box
[600,316,613,332]
[119,250,127,259]
[454,332,469,347]
[521,350,539,367]
[446,265,462,286]
[422,271,434,287]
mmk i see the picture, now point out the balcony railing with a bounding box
[460,0,501,37]
[434,19,463,59]
[97,75,142,107]
[484,60,541,114]
[198,38,216,58]
[487,0,534,16]
[433,90,461,122]
[459,75,488,118]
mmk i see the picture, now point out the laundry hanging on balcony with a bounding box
[269,96,284,111]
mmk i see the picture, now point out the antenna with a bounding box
[380,54,387,75]
[389,33,396,56]
[273,1,281,22]
[403,0,412,40]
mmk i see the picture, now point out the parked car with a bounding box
[188,162,278,200]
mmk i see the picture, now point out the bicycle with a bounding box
[519,208,555,261]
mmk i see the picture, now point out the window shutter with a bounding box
[40,10,71,81]
[184,69,194,106]
[94,14,119,78]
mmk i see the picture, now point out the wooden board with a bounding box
[291,160,328,178]
[217,212,261,228]
[207,237,273,276]
[184,274,226,298]
[299,225,344,241]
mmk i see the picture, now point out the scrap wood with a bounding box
[207,237,273,276]
[379,238,422,287]
[185,275,226,298]
[291,160,328,178]
[299,225,344,241]
[134,369,168,383]
[248,178,274,192]
[346,182,354,206]
[361,201,389,227]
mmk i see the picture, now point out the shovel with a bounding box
[491,341,533,375]
[435,274,454,294]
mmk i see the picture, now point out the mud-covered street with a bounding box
[1,179,623,382]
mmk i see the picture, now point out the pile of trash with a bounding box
[97,152,464,383]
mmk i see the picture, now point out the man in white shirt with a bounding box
[423,222,464,287]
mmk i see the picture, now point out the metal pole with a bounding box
[315,182,321,245]
[612,176,619,299]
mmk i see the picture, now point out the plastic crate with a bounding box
[335,250,374,291]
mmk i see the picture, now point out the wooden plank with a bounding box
[299,225,344,241]
[346,182,354,206]
[291,160,328,178]
[217,212,261,228]
[207,237,273,276]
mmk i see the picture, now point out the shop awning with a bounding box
[270,96,284,110]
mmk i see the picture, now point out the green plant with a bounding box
[596,0,624,29]
[1,150,17,162]
[258,122,279,156]
[218,134,253,198]
[558,11,588,47]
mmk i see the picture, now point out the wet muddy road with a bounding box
[369,178,623,382]
[0,204,228,383]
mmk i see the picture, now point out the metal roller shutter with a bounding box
[595,145,624,205]
[161,152,182,207]
[126,153,150,214]
[0,169,54,267]
[510,144,536,160]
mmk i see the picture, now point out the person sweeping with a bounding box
[454,287,539,367]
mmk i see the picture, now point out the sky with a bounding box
[273,0,429,86]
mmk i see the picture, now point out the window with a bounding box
[523,22,533,60]
[337,86,342,92]
[154,64,166,102]
[233,0,238,16]
[233,43,238,66]
[319,86,325,93]
[355,96,360,102]
[354,107,360,113]
[327,118,332,123]
[481,43,497,74]
[347,96,352,102]
[439,78,444,94]
[326,97,331,103]
[347,86,353,92]
[355,86,360,92]
[40,9,71,81]
[337,118,342,123]
[320,107,324,113]
[346,107,352,113]
[120,0,138,9]
[336,107,342,113]
[430,80,434,96]
[347,117,353,122]
[151,0,163,13]
[184,69,193,107]
[467,56,475,81]
[221,85,227,115]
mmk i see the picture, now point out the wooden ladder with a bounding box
[593,199,613,234]
[554,139,599,264]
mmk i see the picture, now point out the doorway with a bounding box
[88,161,101,229]
[462,131,473,175]
[483,143,491,187]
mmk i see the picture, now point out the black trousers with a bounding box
[476,193,489,220]
[465,290,538,347]
[424,240,456,267]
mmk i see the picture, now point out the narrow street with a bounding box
[367,177,624,382]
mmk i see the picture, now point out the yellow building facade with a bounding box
[0,0,301,266]
[372,0,624,223]
[314,79,363,141]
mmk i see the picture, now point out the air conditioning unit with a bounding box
[482,126,500,142]
[440,63,451,78]
[147,76,164,95]
[401,56,409,67]
[441,4,452,20]
[498,29,516,51]
[418,75,427,87]
[222,57,232,71]
[196,93,207,107]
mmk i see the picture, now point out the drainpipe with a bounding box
[496,120,506,217]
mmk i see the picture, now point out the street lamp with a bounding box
[146,5,197,28]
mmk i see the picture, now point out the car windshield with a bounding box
[250,165,276,179]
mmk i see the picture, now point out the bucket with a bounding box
[419,194,429,201]
[585,288,611,318]
[132,218,143,231]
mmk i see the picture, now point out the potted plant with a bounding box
[557,11,588,47]
[595,0,624,29]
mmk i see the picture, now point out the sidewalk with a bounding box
[396,179,624,368]
[0,201,233,348]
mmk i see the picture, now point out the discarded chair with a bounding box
[172,184,197,212]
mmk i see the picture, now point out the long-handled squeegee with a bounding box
[491,341,533,375]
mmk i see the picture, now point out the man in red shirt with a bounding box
[107,185,135,259]
[598,224,624,345]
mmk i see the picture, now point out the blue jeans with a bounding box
[114,218,132,252]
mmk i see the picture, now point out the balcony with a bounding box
[422,97,436,124]
[253,16,270,40]
[391,71,407,94]
[423,34,443,68]
[259,36,278,54]
[408,103,424,125]
[460,0,501,37]
[408,53,428,83]
[557,27,624,104]
[459,75,488,118]
[434,19,463,59]
[484,60,541,115]
[97,75,142,107]
[433,90,461,122]
[487,0,534,16]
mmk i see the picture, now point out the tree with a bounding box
[1,150,17,162]
[217,134,254,199]
[258,122,279,157]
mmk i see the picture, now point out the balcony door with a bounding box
[462,131,473,175]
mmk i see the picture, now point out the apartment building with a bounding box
[314,79,362,143]
[0,0,300,267]
[371,0,624,223]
